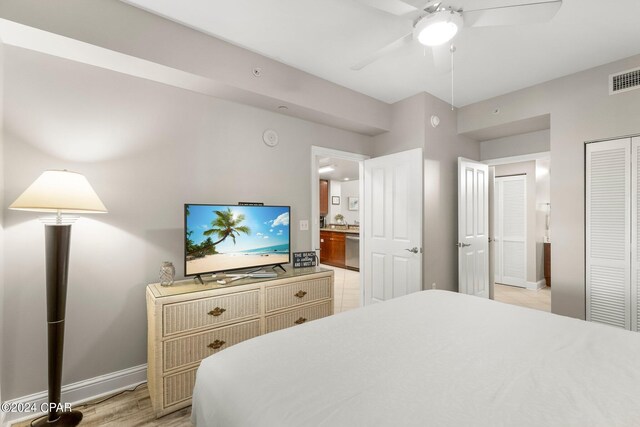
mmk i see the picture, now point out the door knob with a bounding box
[405,247,419,254]
[456,242,471,248]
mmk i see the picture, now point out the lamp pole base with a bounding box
[41,225,83,427]
[31,410,83,427]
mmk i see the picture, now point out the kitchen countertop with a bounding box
[320,227,360,235]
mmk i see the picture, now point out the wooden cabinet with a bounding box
[147,268,334,418]
[329,232,345,267]
[544,242,551,287]
[320,179,329,216]
[320,231,330,264]
[320,230,346,268]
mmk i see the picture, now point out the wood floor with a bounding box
[13,384,192,427]
[13,280,548,426]
[494,283,551,312]
[14,268,359,427]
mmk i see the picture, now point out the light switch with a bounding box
[299,220,309,231]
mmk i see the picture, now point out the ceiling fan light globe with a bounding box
[415,10,463,47]
[418,21,458,46]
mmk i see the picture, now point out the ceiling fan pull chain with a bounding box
[450,44,456,111]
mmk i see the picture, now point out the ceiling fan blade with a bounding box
[351,32,414,71]
[463,0,562,27]
[431,44,453,73]
[403,0,440,9]
[354,0,419,16]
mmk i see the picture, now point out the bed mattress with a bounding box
[192,290,640,427]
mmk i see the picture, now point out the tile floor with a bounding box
[320,264,361,313]
[321,266,551,314]
[494,283,551,312]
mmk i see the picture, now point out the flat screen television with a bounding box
[184,204,291,276]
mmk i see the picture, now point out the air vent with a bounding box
[609,67,640,95]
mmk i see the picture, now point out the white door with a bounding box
[634,137,640,332]
[488,167,496,299]
[587,138,631,329]
[494,175,527,288]
[363,148,423,304]
[458,158,489,298]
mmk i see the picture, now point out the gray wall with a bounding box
[372,93,426,157]
[494,161,538,284]
[340,180,360,225]
[373,92,480,292]
[1,46,372,400]
[459,54,640,319]
[0,0,390,136]
[423,94,479,291]
[327,180,341,224]
[480,129,550,160]
[328,180,359,225]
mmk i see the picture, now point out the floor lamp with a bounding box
[9,170,107,426]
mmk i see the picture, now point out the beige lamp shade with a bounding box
[9,170,107,213]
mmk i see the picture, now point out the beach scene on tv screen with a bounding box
[186,205,290,275]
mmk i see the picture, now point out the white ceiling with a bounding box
[122,0,640,107]
[318,157,360,181]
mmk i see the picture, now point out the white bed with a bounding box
[191,290,640,427]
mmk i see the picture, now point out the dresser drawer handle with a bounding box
[208,307,226,317]
[294,290,307,299]
[294,317,307,325]
[207,339,226,350]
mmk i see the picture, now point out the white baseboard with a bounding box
[526,279,547,290]
[2,364,147,427]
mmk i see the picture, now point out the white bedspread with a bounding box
[191,290,640,427]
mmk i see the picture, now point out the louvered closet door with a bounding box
[632,137,640,331]
[495,175,527,287]
[586,138,630,329]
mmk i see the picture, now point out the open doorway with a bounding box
[489,155,551,312]
[312,146,423,311]
[319,157,361,313]
[311,147,368,313]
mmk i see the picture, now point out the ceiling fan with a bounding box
[351,0,562,71]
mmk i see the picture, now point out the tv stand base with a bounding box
[272,264,287,273]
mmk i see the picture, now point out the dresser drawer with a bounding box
[266,300,332,333]
[265,277,332,313]
[163,290,259,337]
[163,367,197,407]
[163,319,260,372]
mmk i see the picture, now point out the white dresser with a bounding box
[146,267,334,417]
